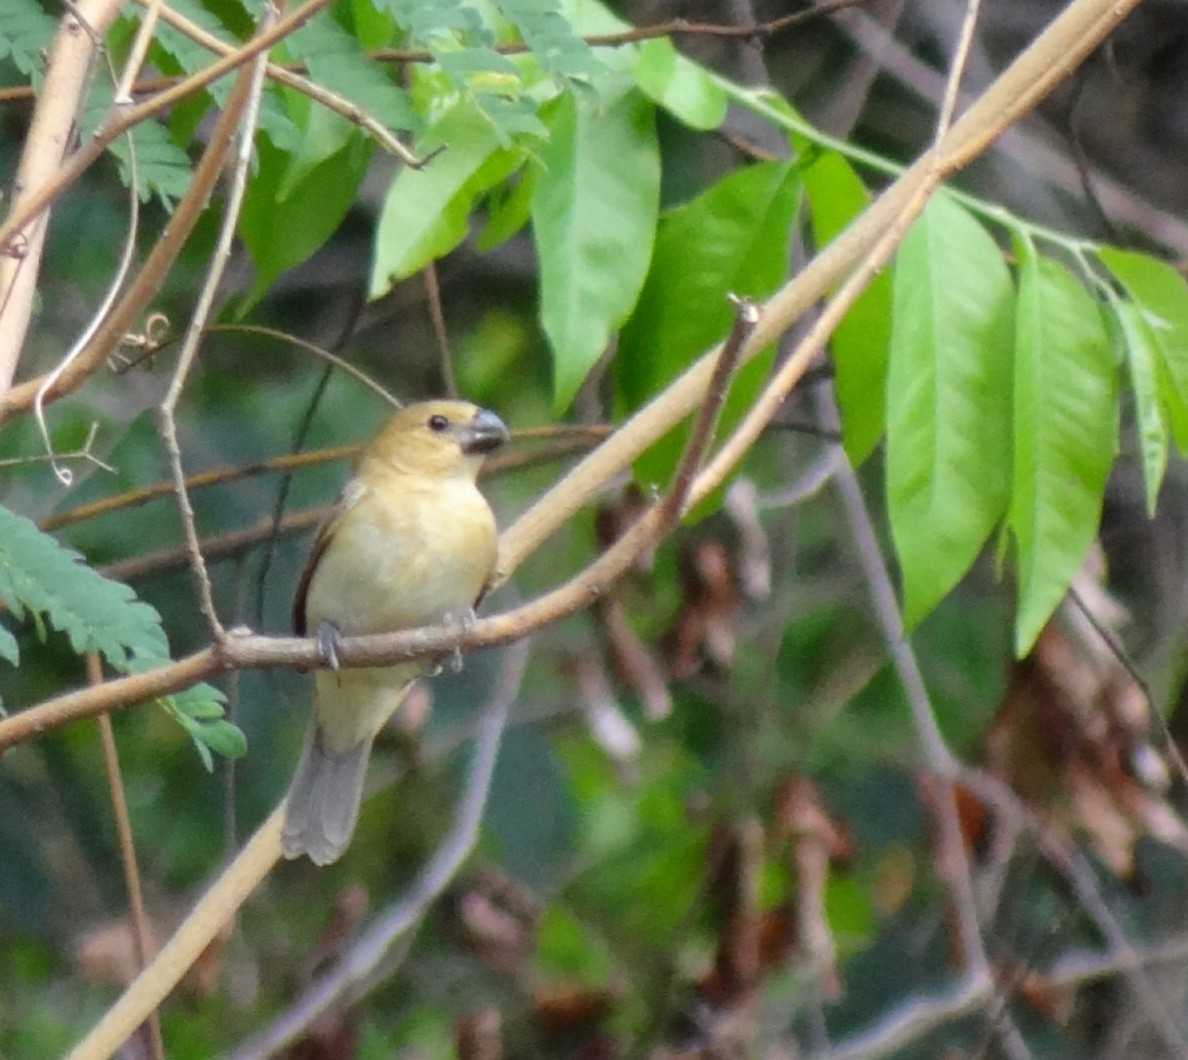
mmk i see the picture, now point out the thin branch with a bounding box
[41,426,606,534]
[156,8,274,638]
[0,0,338,260]
[818,384,983,969]
[114,0,166,104]
[41,448,357,531]
[1066,585,1188,791]
[130,0,419,166]
[424,263,456,399]
[0,31,261,423]
[224,640,529,1060]
[961,766,1188,1056]
[63,805,287,1060]
[0,0,124,400]
[0,0,877,108]
[206,324,403,408]
[811,974,992,1060]
[35,71,141,487]
[89,655,163,1060]
[0,421,114,474]
[933,0,983,146]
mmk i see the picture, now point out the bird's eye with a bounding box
[427,414,450,432]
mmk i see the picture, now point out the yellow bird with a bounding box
[282,400,508,865]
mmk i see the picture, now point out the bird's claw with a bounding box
[441,609,476,673]
[315,620,343,671]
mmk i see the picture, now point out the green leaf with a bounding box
[287,12,416,133]
[370,100,522,297]
[161,682,244,771]
[616,160,801,513]
[633,38,727,131]
[0,504,169,670]
[1098,246,1188,453]
[1011,241,1117,656]
[1114,300,1168,515]
[79,84,192,207]
[0,0,55,76]
[0,504,246,764]
[239,132,371,309]
[886,193,1014,629]
[0,623,18,667]
[152,0,298,151]
[532,88,660,411]
[803,150,892,464]
[495,0,607,85]
[477,163,536,250]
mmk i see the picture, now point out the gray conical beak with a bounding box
[459,408,509,455]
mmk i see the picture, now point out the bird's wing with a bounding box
[292,478,368,636]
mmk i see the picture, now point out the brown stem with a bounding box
[90,654,163,1060]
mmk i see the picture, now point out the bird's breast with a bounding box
[304,475,497,636]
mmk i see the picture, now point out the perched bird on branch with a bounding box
[282,400,508,865]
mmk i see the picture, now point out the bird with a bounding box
[282,400,508,865]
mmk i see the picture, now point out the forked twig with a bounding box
[155,4,275,638]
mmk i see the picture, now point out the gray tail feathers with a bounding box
[282,729,372,865]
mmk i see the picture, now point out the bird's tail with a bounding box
[281,729,372,865]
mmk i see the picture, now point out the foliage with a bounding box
[0,504,240,763]
[3,0,1188,1057]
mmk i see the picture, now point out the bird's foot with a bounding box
[315,620,343,671]
[442,608,476,673]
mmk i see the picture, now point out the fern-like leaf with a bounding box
[0,505,245,765]
[0,505,168,669]
[0,0,55,77]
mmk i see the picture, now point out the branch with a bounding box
[0,0,876,107]
[90,655,164,1060]
[155,5,275,639]
[63,804,287,1060]
[0,31,261,422]
[491,0,1143,589]
[55,298,755,1058]
[224,640,528,1060]
[0,0,1145,762]
[0,0,124,401]
[0,0,337,263]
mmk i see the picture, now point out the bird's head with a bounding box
[362,400,509,480]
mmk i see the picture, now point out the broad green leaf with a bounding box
[803,150,892,464]
[634,38,727,130]
[1099,246,1188,452]
[532,88,660,410]
[887,193,1013,629]
[1011,241,1117,656]
[370,101,521,297]
[240,132,371,309]
[616,160,801,513]
[477,163,536,250]
[277,103,354,201]
[562,0,724,127]
[1114,301,1168,515]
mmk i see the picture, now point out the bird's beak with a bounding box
[459,408,509,455]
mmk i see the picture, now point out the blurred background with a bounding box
[4,1,1188,1057]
